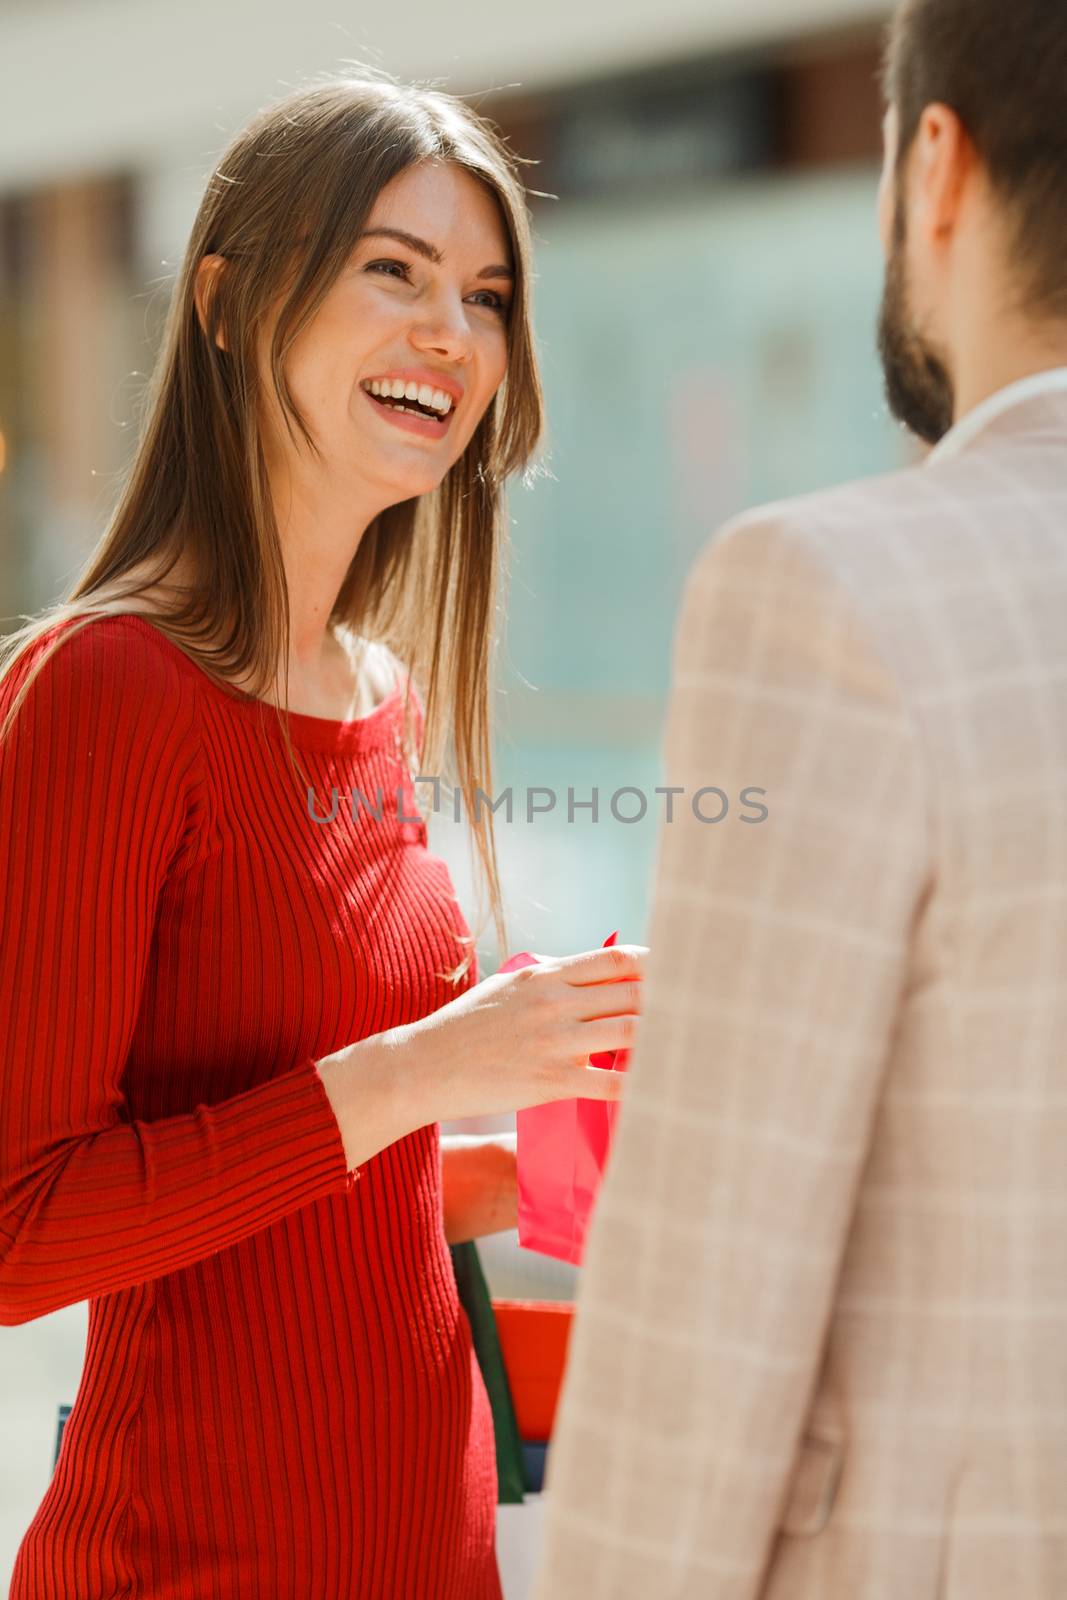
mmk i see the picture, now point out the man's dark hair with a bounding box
[883,0,1067,317]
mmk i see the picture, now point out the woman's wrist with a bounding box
[315,1026,421,1172]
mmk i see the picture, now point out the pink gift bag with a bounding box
[501,931,632,1266]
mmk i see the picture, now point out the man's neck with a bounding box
[952,321,1067,423]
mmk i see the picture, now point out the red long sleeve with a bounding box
[3,613,502,1600]
[0,617,352,1322]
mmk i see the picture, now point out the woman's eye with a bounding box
[364,261,509,315]
[466,289,509,315]
[365,259,411,280]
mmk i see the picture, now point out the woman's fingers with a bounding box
[560,1062,627,1103]
[381,940,654,1127]
[548,943,649,987]
[571,978,644,1022]
[566,1011,640,1057]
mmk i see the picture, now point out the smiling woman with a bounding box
[1,74,544,972]
[191,158,519,519]
[0,71,561,1600]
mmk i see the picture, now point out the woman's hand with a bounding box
[440,1132,517,1244]
[316,943,647,1169]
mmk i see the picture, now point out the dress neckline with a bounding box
[98,612,406,755]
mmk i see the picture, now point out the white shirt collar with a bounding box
[927,366,1067,465]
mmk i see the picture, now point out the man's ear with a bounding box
[193,253,228,351]
[911,102,978,247]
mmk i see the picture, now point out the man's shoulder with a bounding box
[687,450,998,607]
[697,460,927,566]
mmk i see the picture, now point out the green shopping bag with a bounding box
[450,1240,529,1504]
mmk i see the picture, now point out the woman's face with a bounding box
[259,159,514,505]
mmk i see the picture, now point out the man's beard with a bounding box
[876,196,955,446]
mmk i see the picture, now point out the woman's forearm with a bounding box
[314,1029,416,1174]
[440,1132,518,1244]
[315,1036,519,1243]
[313,1030,521,1241]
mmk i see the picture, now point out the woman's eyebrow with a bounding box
[358,226,514,280]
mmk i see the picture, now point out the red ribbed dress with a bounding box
[1,612,502,1600]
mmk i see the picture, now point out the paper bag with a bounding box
[502,931,631,1266]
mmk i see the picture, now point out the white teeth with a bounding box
[364,377,455,417]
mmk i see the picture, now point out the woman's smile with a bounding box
[361,382,454,439]
[359,367,461,440]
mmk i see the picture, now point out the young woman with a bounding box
[0,76,645,1599]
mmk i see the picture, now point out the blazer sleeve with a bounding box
[0,619,354,1326]
[532,513,933,1598]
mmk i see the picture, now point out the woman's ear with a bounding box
[193,254,228,351]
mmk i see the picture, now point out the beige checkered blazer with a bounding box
[531,387,1067,1599]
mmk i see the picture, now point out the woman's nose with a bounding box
[409,299,475,362]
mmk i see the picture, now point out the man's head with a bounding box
[876,0,1067,444]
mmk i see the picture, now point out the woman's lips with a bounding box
[362,386,453,439]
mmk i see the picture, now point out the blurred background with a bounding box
[0,0,918,1582]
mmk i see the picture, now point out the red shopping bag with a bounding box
[502,931,632,1266]
[491,1300,575,1441]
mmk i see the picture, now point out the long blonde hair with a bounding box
[0,73,547,978]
